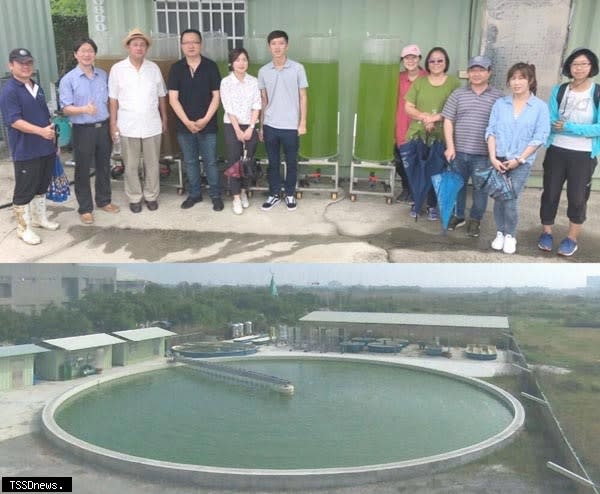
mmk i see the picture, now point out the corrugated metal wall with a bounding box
[0,0,58,99]
[247,0,479,167]
[0,355,34,391]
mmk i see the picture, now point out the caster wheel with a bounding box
[177,188,184,196]
[331,192,338,200]
[386,197,392,205]
[296,191,303,199]
[247,190,254,198]
[350,194,357,202]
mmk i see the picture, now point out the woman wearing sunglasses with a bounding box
[405,47,460,220]
[485,63,550,254]
[538,48,600,257]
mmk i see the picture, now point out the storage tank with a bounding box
[203,31,229,161]
[354,36,402,162]
[299,34,339,159]
[244,34,271,78]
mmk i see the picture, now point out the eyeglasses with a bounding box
[571,62,591,68]
[428,59,445,64]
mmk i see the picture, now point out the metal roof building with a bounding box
[296,310,510,351]
[0,344,49,391]
[111,327,176,365]
[37,333,124,381]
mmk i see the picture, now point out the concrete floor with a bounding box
[1,160,599,263]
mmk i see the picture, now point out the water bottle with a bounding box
[112,132,122,157]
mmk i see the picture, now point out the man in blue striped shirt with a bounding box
[59,38,120,225]
[442,55,504,237]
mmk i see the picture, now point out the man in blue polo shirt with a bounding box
[258,30,308,211]
[442,55,504,237]
[0,48,57,245]
[59,37,120,225]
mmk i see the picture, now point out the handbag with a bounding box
[46,154,71,202]
[474,166,516,201]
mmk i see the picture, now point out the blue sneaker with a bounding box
[409,204,417,218]
[537,232,553,252]
[557,237,578,257]
[427,207,439,221]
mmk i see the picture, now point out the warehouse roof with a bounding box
[43,333,124,351]
[0,344,50,358]
[299,311,510,329]
[112,327,177,342]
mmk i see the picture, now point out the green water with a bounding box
[355,63,398,162]
[300,62,339,159]
[55,359,513,469]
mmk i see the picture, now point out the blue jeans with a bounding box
[263,125,298,196]
[493,162,532,236]
[177,132,220,199]
[451,152,489,221]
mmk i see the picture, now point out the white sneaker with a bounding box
[240,191,250,208]
[491,231,505,251]
[503,234,517,254]
[232,198,243,215]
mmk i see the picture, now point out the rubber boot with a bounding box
[31,194,60,230]
[13,204,41,245]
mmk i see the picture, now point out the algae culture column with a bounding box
[299,34,339,159]
[354,36,402,163]
[243,34,271,159]
[203,32,229,161]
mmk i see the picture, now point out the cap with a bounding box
[9,48,33,63]
[123,28,151,47]
[401,44,421,59]
[468,55,492,70]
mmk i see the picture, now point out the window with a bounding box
[155,0,246,50]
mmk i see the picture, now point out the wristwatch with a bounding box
[517,157,526,165]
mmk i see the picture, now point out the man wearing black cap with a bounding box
[0,48,57,245]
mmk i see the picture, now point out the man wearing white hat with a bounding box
[108,28,168,213]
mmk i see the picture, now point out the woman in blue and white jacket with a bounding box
[538,48,600,257]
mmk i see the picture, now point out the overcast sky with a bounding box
[112,263,600,289]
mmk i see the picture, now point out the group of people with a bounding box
[1,32,597,257]
[395,44,598,256]
[0,28,307,245]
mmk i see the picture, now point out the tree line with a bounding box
[1,284,599,345]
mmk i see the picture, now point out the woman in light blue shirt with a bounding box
[485,63,550,254]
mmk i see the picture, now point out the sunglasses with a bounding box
[428,58,445,64]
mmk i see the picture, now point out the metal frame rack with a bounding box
[348,113,396,204]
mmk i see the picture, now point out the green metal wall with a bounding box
[0,355,35,391]
[247,0,480,167]
[0,0,58,99]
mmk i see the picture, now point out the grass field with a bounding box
[512,319,600,484]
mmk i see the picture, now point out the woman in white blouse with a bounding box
[220,48,261,214]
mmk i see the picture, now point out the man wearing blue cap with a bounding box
[442,55,504,237]
[0,48,57,245]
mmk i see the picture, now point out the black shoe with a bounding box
[129,202,142,213]
[145,200,158,211]
[212,197,224,211]
[181,195,202,209]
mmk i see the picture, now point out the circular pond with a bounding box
[43,357,524,489]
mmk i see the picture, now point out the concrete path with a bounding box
[1,161,599,262]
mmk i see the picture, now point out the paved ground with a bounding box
[1,160,599,263]
[0,349,575,493]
